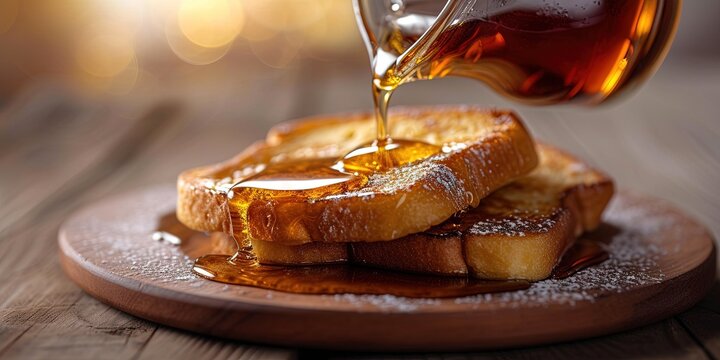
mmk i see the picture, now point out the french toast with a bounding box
[177,107,613,281]
[178,106,538,244]
[251,144,614,280]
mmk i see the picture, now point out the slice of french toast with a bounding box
[252,144,614,280]
[177,106,538,244]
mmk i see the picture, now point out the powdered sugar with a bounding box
[331,152,457,197]
[452,228,666,308]
[64,187,702,315]
[320,193,682,311]
[469,215,558,237]
[331,294,441,312]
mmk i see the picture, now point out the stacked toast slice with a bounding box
[178,106,538,243]
[177,106,613,280]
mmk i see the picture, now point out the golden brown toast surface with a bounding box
[252,145,614,280]
[177,106,538,244]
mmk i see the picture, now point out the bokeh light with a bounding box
[75,29,136,78]
[239,0,359,65]
[249,34,303,69]
[239,16,277,42]
[177,0,244,48]
[77,54,139,95]
[166,14,234,66]
[242,0,328,32]
[0,0,364,95]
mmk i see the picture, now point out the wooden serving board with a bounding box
[58,185,716,351]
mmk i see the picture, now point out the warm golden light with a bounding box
[78,55,139,94]
[239,17,278,42]
[601,40,632,95]
[238,0,361,67]
[635,1,657,38]
[248,35,302,69]
[299,1,359,54]
[0,0,19,34]
[75,29,136,78]
[242,0,328,32]
[166,4,234,66]
[1,0,362,91]
[177,0,244,48]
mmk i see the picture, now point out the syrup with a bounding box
[338,137,440,174]
[366,0,681,104]
[187,226,607,297]
[221,158,368,250]
[552,239,610,279]
[189,166,608,297]
[193,254,530,298]
[186,0,643,296]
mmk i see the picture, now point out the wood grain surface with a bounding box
[1,58,719,358]
[58,185,715,351]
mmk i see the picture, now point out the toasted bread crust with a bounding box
[351,235,468,275]
[177,141,266,233]
[252,240,349,265]
[177,106,538,244]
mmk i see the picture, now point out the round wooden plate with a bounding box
[59,185,716,351]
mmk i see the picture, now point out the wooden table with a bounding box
[1,56,718,359]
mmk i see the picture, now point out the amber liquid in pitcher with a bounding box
[372,0,680,104]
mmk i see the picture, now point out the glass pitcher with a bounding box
[354,0,681,105]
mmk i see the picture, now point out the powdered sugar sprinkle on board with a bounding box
[62,186,712,316]
[320,193,689,312]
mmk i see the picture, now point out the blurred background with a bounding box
[0,0,364,101]
[0,0,717,103]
